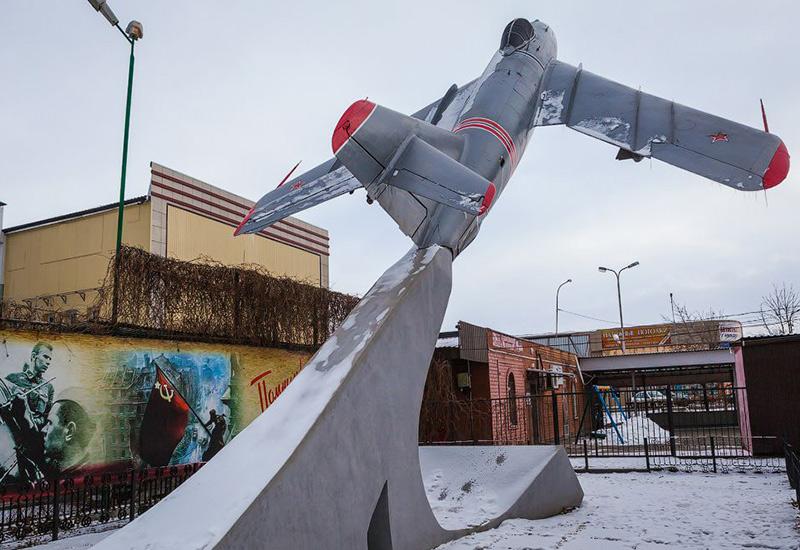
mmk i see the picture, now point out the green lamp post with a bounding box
[87,1,143,323]
[86,0,143,254]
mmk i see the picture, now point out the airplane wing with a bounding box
[235,80,482,236]
[535,61,790,191]
[234,160,359,236]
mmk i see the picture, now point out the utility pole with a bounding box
[555,279,572,335]
[598,261,640,353]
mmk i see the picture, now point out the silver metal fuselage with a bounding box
[422,20,557,256]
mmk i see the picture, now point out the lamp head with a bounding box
[126,20,144,40]
[87,0,119,26]
[598,267,608,273]
[566,278,573,283]
[627,261,640,269]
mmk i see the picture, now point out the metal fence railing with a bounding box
[419,386,786,470]
[784,440,800,505]
[0,464,201,546]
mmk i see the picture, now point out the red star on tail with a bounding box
[709,132,729,143]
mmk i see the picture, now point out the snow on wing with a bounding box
[537,61,789,191]
[235,164,360,235]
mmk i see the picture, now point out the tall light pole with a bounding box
[555,278,572,335]
[598,261,639,353]
[86,0,143,254]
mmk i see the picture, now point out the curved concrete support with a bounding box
[96,245,582,550]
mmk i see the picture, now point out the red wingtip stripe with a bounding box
[479,182,497,215]
[763,141,790,189]
[277,160,302,188]
[233,206,256,236]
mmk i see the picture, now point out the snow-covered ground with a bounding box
[15,530,111,550]
[27,471,798,550]
[437,471,799,550]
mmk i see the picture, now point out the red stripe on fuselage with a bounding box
[459,117,517,158]
[455,122,516,160]
[454,120,517,164]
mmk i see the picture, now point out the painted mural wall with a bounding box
[0,328,309,487]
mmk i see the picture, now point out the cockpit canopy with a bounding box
[500,18,535,50]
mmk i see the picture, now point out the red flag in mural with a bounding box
[138,365,190,467]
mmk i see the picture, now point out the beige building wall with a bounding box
[166,206,321,285]
[3,202,150,309]
[2,163,331,312]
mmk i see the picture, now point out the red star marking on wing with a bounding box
[709,132,729,143]
[291,181,303,190]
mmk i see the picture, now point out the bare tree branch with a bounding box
[761,282,799,335]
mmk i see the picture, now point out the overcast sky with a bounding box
[2,1,798,336]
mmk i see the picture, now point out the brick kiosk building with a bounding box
[421,321,584,445]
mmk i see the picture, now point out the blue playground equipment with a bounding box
[592,385,627,444]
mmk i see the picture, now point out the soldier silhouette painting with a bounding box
[202,409,227,461]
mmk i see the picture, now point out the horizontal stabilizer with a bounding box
[384,136,493,216]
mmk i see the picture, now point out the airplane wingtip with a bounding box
[233,206,256,236]
[763,141,790,190]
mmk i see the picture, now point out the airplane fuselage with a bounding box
[418,19,557,255]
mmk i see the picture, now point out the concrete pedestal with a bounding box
[96,246,582,550]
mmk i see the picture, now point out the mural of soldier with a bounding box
[6,342,54,430]
[41,399,97,476]
[0,329,305,487]
[0,342,56,484]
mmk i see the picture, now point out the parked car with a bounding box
[632,390,666,404]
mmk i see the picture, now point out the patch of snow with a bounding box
[436,336,459,349]
[457,193,482,208]
[600,413,671,445]
[574,116,631,148]
[435,82,479,131]
[419,446,558,529]
[533,89,566,125]
[437,471,799,549]
[635,134,667,156]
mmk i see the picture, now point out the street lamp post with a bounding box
[87,1,142,324]
[555,278,572,335]
[86,0,143,254]
[598,261,639,353]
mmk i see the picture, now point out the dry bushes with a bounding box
[95,246,358,347]
[419,358,480,444]
[2,246,358,349]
